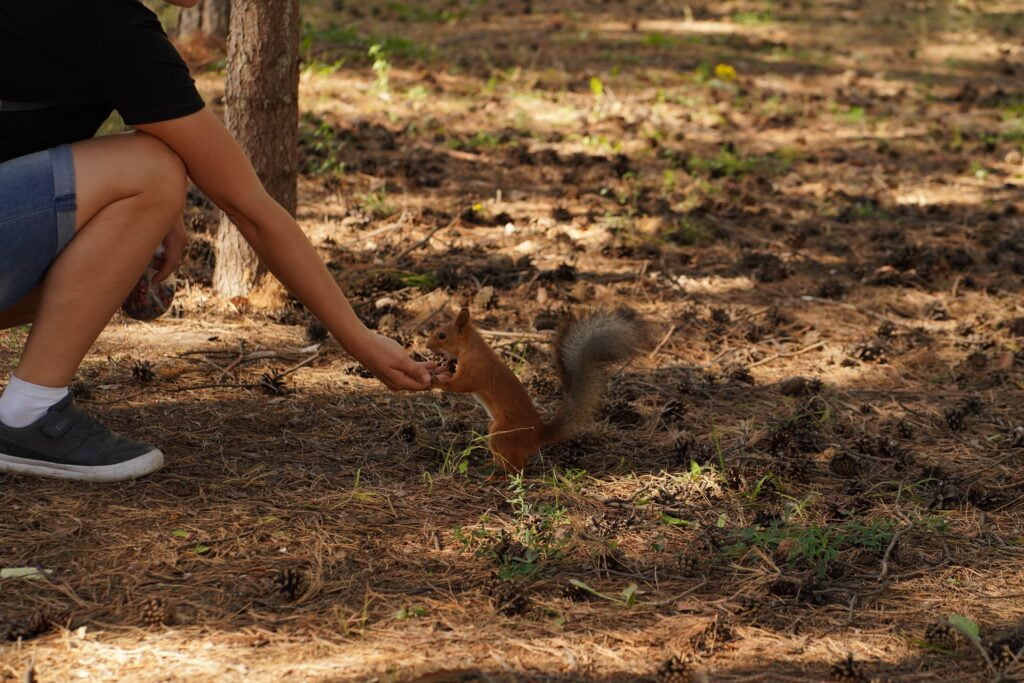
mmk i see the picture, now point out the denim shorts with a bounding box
[0,144,77,311]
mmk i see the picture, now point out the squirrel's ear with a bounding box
[455,307,470,332]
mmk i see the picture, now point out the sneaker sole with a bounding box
[0,449,164,483]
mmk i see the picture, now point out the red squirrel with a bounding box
[427,307,651,474]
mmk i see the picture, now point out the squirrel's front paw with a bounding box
[430,370,453,387]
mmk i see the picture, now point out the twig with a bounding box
[167,382,258,393]
[413,302,449,332]
[276,352,322,379]
[799,295,912,329]
[631,260,650,295]
[749,341,826,369]
[603,484,653,508]
[706,346,737,366]
[388,219,455,265]
[648,324,677,358]
[877,516,914,582]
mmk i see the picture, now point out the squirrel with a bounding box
[426,307,651,474]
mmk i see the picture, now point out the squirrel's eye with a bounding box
[438,332,447,340]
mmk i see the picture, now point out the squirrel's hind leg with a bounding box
[488,433,534,474]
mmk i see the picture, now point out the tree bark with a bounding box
[213,0,300,298]
[203,0,231,39]
[176,0,231,40]
[177,4,203,36]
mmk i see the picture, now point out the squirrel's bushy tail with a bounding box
[542,308,652,444]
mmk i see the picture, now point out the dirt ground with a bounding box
[4,0,1024,680]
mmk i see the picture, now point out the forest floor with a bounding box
[4,0,1024,680]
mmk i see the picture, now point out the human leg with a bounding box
[16,133,187,387]
[0,133,186,480]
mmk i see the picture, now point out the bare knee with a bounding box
[71,132,189,232]
[132,133,187,214]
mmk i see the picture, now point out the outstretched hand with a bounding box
[354,332,436,391]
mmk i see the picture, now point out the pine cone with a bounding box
[305,319,328,343]
[785,455,813,482]
[527,374,559,397]
[677,551,702,575]
[701,525,725,551]
[655,654,692,683]
[660,399,686,427]
[140,597,169,627]
[485,578,529,616]
[829,654,866,681]
[274,568,303,601]
[259,371,288,395]
[131,360,156,383]
[987,632,1024,667]
[399,424,417,444]
[944,407,967,431]
[828,452,863,478]
[924,622,960,650]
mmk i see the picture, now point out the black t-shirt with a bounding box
[0,1,204,163]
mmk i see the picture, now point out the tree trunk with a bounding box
[177,4,203,36]
[212,0,300,299]
[176,0,231,40]
[203,0,231,39]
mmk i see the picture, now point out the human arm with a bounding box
[135,109,432,390]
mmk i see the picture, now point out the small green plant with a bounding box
[462,131,503,151]
[733,10,774,25]
[406,84,429,101]
[546,466,588,492]
[302,57,346,78]
[368,43,391,97]
[453,475,569,579]
[399,271,440,292]
[724,518,896,577]
[393,604,428,620]
[665,217,710,246]
[968,160,990,180]
[589,76,605,97]
[386,2,467,22]
[299,116,346,176]
[433,432,489,477]
[642,32,673,48]
[687,148,755,177]
[358,188,396,218]
[834,104,866,125]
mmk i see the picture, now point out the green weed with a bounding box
[665,217,711,246]
[686,146,793,179]
[386,2,467,22]
[368,43,391,96]
[724,518,896,577]
[432,431,488,476]
[642,32,674,48]
[733,10,775,26]
[453,475,569,580]
[358,188,396,218]
[835,104,867,125]
[299,115,347,176]
[400,271,440,292]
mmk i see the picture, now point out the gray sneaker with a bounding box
[0,396,163,482]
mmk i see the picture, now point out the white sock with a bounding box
[0,375,69,428]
